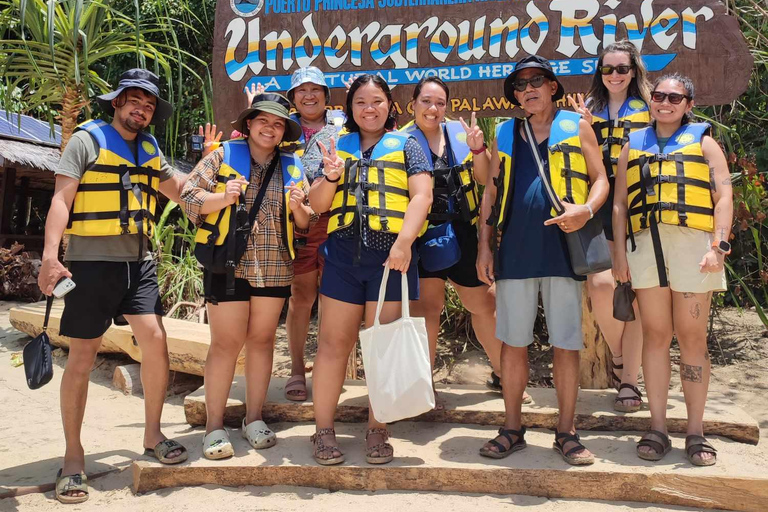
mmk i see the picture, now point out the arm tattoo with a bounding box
[709,167,717,193]
[681,364,703,383]
[722,177,732,186]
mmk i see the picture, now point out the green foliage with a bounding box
[151,201,204,318]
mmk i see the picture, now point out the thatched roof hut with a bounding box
[0,110,61,251]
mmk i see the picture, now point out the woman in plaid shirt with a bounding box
[181,93,315,460]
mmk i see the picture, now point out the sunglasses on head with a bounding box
[252,93,291,109]
[512,75,548,92]
[599,64,633,76]
[650,91,691,105]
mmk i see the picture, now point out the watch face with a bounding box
[718,240,731,253]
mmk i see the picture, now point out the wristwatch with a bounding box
[712,240,732,255]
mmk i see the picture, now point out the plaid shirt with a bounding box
[181,147,315,288]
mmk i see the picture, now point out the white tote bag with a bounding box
[360,267,435,423]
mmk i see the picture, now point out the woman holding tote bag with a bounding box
[308,74,433,466]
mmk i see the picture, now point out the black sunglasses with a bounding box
[650,91,691,105]
[252,93,291,109]
[512,75,548,92]
[599,64,633,76]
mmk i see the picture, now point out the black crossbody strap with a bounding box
[523,118,564,215]
[248,156,280,228]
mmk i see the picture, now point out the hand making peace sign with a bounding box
[317,139,344,181]
[567,93,593,124]
[459,112,485,152]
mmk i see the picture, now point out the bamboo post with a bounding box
[579,287,612,389]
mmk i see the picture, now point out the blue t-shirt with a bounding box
[497,125,583,281]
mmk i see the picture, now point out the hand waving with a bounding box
[459,112,485,151]
[318,139,344,181]
[245,82,266,106]
[567,93,593,124]
[200,123,223,158]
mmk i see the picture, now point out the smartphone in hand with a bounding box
[52,277,76,298]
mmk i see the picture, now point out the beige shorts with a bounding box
[626,223,727,293]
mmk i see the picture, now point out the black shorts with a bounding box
[204,272,291,304]
[417,221,484,288]
[60,260,164,339]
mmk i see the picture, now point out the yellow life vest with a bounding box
[194,140,305,260]
[626,123,713,234]
[66,119,161,242]
[591,97,650,178]
[402,121,480,225]
[625,122,713,287]
[491,110,589,245]
[328,131,427,237]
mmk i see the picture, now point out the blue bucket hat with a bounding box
[95,68,173,125]
[287,66,331,104]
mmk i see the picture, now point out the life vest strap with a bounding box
[627,175,710,195]
[551,143,583,155]
[76,182,159,198]
[629,154,707,169]
[362,206,406,219]
[561,169,589,181]
[69,210,156,223]
[87,163,160,179]
[360,183,409,196]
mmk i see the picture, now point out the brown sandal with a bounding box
[685,435,717,466]
[310,428,345,466]
[636,430,671,461]
[365,428,394,464]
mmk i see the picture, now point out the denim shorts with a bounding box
[319,236,419,305]
[495,277,584,351]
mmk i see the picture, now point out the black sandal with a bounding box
[479,427,527,459]
[685,435,717,466]
[485,372,533,404]
[614,383,643,413]
[553,430,595,465]
[636,430,671,461]
[611,357,623,390]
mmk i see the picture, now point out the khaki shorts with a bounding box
[626,223,727,293]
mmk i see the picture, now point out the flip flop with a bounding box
[55,469,88,504]
[203,429,234,460]
[284,374,308,402]
[144,439,188,465]
[242,419,277,450]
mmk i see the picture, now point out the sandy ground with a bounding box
[1,301,766,511]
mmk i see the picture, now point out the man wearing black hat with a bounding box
[38,69,189,503]
[476,56,609,465]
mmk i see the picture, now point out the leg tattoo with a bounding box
[690,302,701,319]
[681,364,703,383]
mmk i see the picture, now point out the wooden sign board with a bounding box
[212,0,752,126]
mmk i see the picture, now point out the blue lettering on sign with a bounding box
[245,53,677,91]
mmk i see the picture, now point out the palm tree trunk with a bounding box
[58,84,88,151]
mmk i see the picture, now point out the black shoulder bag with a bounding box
[23,296,54,389]
[522,118,612,276]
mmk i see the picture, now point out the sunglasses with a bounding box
[252,93,291,110]
[512,75,548,92]
[599,64,633,76]
[650,91,691,105]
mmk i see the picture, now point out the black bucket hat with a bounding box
[95,68,173,125]
[232,93,302,142]
[504,55,565,106]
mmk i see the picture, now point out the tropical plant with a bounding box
[0,0,209,150]
[151,200,204,319]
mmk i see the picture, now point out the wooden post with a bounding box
[0,167,16,237]
[579,287,612,389]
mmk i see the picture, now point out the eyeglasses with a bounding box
[512,75,548,92]
[650,91,691,105]
[599,65,633,76]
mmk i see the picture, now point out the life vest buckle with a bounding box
[656,174,672,183]
[657,202,674,211]
[653,153,669,162]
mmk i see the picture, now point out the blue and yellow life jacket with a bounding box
[403,121,480,225]
[328,131,427,237]
[194,139,305,260]
[66,120,161,247]
[625,122,713,287]
[591,97,650,178]
[491,110,588,249]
